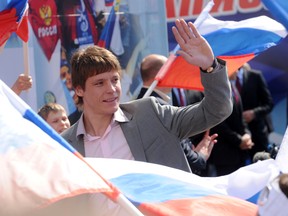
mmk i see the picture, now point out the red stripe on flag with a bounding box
[157,53,255,91]
[0,8,17,46]
[221,53,255,77]
[138,195,258,216]
[98,40,106,48]
[16,11,29,42]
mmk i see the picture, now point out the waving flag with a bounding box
[0,80,143,216]
[0,0,28,47]
[97,0,124,55]
[157,15,288,91]
[87,127,288,216]
[262,0,288,31]
[86,156,283,215]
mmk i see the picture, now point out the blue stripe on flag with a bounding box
[0,0,28,21]
[98,6,116,48]
[23,108,77,154]
[110,173,221,205]
[205,28,284,56]
[262,0,288,31]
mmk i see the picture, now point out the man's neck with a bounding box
[83,112,113,137]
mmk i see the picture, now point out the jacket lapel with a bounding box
[119,110,147,162]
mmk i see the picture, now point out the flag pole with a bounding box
[22,8,30,76]
[23,41,29,75]
[143,0,215,98]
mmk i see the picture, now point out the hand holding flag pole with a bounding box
[143,0,215,98]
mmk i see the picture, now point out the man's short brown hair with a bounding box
[70,45,121,106]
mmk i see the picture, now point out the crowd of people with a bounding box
[9,18,286,215]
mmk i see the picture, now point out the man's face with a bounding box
[76,71,121,116]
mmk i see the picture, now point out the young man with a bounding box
[61,19,233,173]
[38,103,71,134]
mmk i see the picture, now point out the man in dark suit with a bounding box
[236,63,274,159]
[209,72,254,176]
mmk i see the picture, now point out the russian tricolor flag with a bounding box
[87,150,287,216]
[0,0,29,47]
[157,14,288,90]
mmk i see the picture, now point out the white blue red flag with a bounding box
[87,146,285,215]
[0,0,28,47]
[157,14,288,90]
[86,128,288,215]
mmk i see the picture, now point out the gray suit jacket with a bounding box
[61,60,232,172]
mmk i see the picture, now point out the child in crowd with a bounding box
[38,103,70,134]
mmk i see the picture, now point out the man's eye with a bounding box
[95,81,103,86]
[113,78,119,83]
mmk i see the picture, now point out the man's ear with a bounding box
[75,86,84,97]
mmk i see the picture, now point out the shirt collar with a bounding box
[237,67,244,82]
[76,108,129,137]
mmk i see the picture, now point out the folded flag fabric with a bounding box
[262,0,288,31]
[0,0,29,47]
[0,79,119,215]
[157,15,288,90]
[86,126,288,216]
[85,155,284,216]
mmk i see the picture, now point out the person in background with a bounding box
[38,103,71,134]
[137,53,217,174]
[208,71,254,176]
[236,63,274,159]
[252,151,271,163]
[11,73,32,95]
